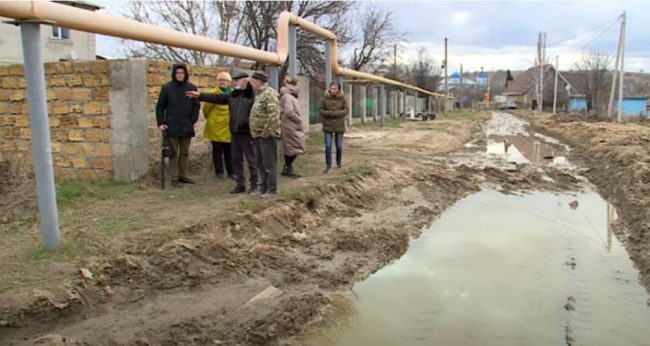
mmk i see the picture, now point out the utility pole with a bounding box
[618,11,627,122]
[538,31,546,113]
[393,43,397,78]
[444,37,448,113]
[458,64,463,109]
[553,55,559,114]
[608,12,624,119]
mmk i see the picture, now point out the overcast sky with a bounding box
[96,0,650,73]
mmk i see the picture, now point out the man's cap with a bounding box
[231,70,249,80]
[251,71,269,82]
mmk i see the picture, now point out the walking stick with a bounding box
[161,130,166,189]
[161,129,174,189]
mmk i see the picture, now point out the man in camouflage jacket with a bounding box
[249,71,281,198]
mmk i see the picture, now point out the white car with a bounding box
[498,100,517,110]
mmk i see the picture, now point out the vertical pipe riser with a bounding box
[288,26,297,78]
[20,23,61,249]
[325,44,332,89]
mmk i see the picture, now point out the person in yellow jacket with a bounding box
[203,72,233,179]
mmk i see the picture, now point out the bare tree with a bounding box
[121,0,354,75]
[240,1,354,78]
[349,5,400,73]
[122,1,245,66]
[213,1,246,65]
[407,47,441,91]
[574,50,612,111]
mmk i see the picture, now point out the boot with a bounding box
[230,185,246,194]
[281,165,289,177]
[286,166,301,178]
[178,176,195,184]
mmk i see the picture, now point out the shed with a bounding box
[569,96,588,112]
[615,97,648,117]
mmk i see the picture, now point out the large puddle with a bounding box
[303,189,650,346]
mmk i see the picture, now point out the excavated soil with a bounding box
[0,113,594,346]
[522,110,650,295]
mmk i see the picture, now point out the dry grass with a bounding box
[0,117,483,304]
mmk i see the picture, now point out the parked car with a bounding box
[498,100,517,110]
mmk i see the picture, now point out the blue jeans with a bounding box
[324,132,343,169]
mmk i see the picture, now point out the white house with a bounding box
[0,1,101,65]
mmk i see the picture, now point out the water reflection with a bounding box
[304,190,650,346]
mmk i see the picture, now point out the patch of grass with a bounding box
[95,213,147,235]
[438,110,488,121]
[22,233,98,263]
[307,132,325,145]
[56,181,134,207]
[354,118,402,129]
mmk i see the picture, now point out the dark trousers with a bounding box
[232,133,258,188]
[255,136,278,194]
[169,136,191,179]
[284,155,296,168]
[211,141,232,177]
[324,132,343,169]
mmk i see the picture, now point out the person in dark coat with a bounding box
[319,82,348,173]
[186,70,259,194]
[156,63,200,187]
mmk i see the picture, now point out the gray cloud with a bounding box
[381,1,648,56]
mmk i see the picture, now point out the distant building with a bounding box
[502,65,580,110]
[616,97,648,117]
[0,1,102,64]
[438,71,477,91]
[477,70,488,86]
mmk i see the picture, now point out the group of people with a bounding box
[155,63,349,198]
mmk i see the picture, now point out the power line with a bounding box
[578,17,621,51]
[547,14,621,48]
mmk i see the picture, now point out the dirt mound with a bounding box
[552,112,614,123]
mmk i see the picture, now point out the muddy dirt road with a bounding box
[1,111,649,345]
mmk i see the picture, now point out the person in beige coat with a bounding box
[280,77,306,178]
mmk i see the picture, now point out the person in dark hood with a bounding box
[156,63,200,187]
[186,70,259,195]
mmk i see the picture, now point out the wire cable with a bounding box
[547,14,621,48]
[578,17,621,51]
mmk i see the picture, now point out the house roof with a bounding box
[503,65,551,95]
[503,64,591,96]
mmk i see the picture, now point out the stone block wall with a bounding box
[0,61,113,180]
[0,59,313,181]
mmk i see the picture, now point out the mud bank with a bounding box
[523,111,650,294]
[1,113,589,345]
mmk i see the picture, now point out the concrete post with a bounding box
[428,96,432,113]
[267,65,279,91]
[109,60,149,181]
[414,92,418,113]
[373,87,378,122]
[360,85,367,123]
[288,25,297,78]
[325,43,332,88]
[402,91,407,114]
[297,75,310,134]
[379,84,386,127]
[20,22,60,249]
